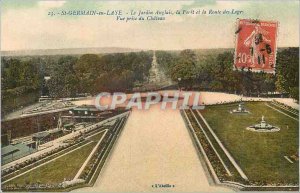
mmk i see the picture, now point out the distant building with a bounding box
[1,143,36,164]
[1,130,11,147]
[32,128,63,144]
[71,105,100,116]
[63,105,112,123]
[63,123,75,130]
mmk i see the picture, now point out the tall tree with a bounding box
[275,48,299,100]
[171,49,198,89]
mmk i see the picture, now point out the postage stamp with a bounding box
[234,19,279,73]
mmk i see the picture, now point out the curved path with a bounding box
[73,103,232,192]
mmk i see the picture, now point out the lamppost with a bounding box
[178,77,182,91]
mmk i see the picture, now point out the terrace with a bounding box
[1,112,130,192]
[181,101,299,191]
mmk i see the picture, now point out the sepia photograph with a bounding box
[0,0,299,192]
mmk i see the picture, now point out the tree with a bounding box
[47,56,79,98]
[171,49,198,89]
[156,51,178,77]
[276,47,299,101]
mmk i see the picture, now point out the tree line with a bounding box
[1,47,298,116]
[156,47,299,100]
[46,52,152,97]
[1,57,43,98]
[2,51,153,100]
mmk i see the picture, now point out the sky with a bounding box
[1,0,299,51]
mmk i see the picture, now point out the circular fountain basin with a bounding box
[230,109,250,114]
[246,123,280,132]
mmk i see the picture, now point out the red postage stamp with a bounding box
[234,19,278,73]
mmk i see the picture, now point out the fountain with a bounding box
[230,103,250,114]
[246,115,280,132]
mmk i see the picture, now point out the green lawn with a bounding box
[88,130,106,142]
[4,131,106,185]
[201,102,299,184]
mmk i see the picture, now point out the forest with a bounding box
[1,51,152,115]
[156,47,299,99]
[1,47,298,116]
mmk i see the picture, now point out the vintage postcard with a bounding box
[1,0,299,192]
